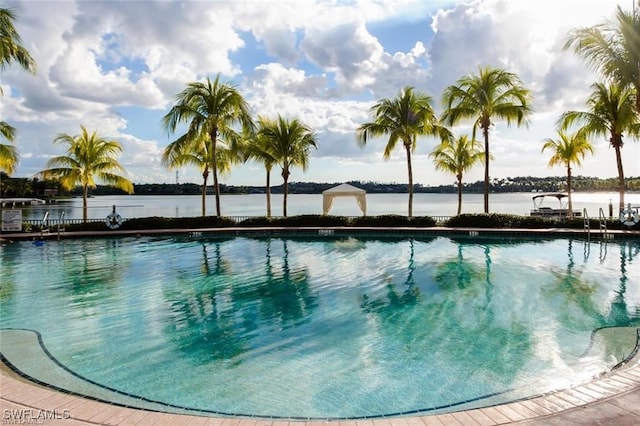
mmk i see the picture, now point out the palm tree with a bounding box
[441,66,532,214]
[162,74,254,217]
[0,122,18,174]
[564,4,640,112]
[541,130,594,216]
[560,82,640,212]
[257,115,317,217]
[357,86,452,217]
[162,133,237,216]
[244,120,278,217]
[0,7,36,74]
[429,135,485,215]
[40,126,134,222]
[0,6,36,175]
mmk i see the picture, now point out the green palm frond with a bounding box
[257,114,317,216]
[0,7,35,173]
[565,5,640,110]
[357,86,451,217]
[38,125,133,222]
[442,66,532,130]
[441,66,531,213]
[244,119,279,168]
[542,130,594,169]
[430,135,485,176]
[358,86,449,156]
[0,121,16,141]
[541,129,594,214]
[429,135,484,215]
[42,126,131,192]
[559,81,639,210]
[0,7,36,74]
[559,82,639,141]
[0,121,18,174]
[162,74,255,217]
[0,142,18,174]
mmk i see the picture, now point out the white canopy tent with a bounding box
[322,183,367,216]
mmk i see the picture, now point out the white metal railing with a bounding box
[40,212,50,236]
[583,208,613,242]
[598,208,611,240]
[583,208,590,241]
[57,211,66,238]
[19,215,455,229]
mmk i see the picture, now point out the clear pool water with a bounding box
[1,234,639,418]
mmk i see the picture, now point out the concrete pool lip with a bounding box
[1,224,639,243]
[1,347,640,425]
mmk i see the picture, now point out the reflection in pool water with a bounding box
[0,234,639,418]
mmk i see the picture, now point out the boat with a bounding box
[530,193,581,218]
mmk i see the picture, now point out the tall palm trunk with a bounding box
[201,168,209,217]
[282,167,290,217]
[404,141,414,218]
[482,124,490,214]
[82,184,88,223]
[265,168,272,218]
[566,164,573,216]
[211,128,221,217]
[456,173,463,216]
[612,136,625,212]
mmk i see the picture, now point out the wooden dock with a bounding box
[0,198,46,207]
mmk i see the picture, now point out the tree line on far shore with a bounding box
[2,174,638,198]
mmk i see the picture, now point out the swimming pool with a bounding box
[1,233,639,419]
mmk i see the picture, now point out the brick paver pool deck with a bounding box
[2,227,639,425]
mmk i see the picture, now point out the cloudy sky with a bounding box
[2,0,638,188]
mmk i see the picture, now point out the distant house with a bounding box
[44,188,58,197]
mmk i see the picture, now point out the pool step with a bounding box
[0,329,203,416]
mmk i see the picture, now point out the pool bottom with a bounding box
[2,327,638,421]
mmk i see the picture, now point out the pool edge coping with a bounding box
[3,326,635,421]
[1,225,639,243]
[2,328,640,425]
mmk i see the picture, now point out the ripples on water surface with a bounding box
[1,235,639,418]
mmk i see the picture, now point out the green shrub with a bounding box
[441,213,638,230]
[349,215,436,227]
[445,213,560,228]
[510,215,561,229]
[118,217,171,230]
[607,219,640,231]
[445,214,502,228]
[66,220,114,232]
[57,212,640,232]
[172,216,237,228]
[275,215,351,227]
[238,216,277,227]
[350,215,408,227]
[64,216,237,232]
[408,216,438,227]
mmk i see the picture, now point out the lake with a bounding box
[6,192,640,222]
